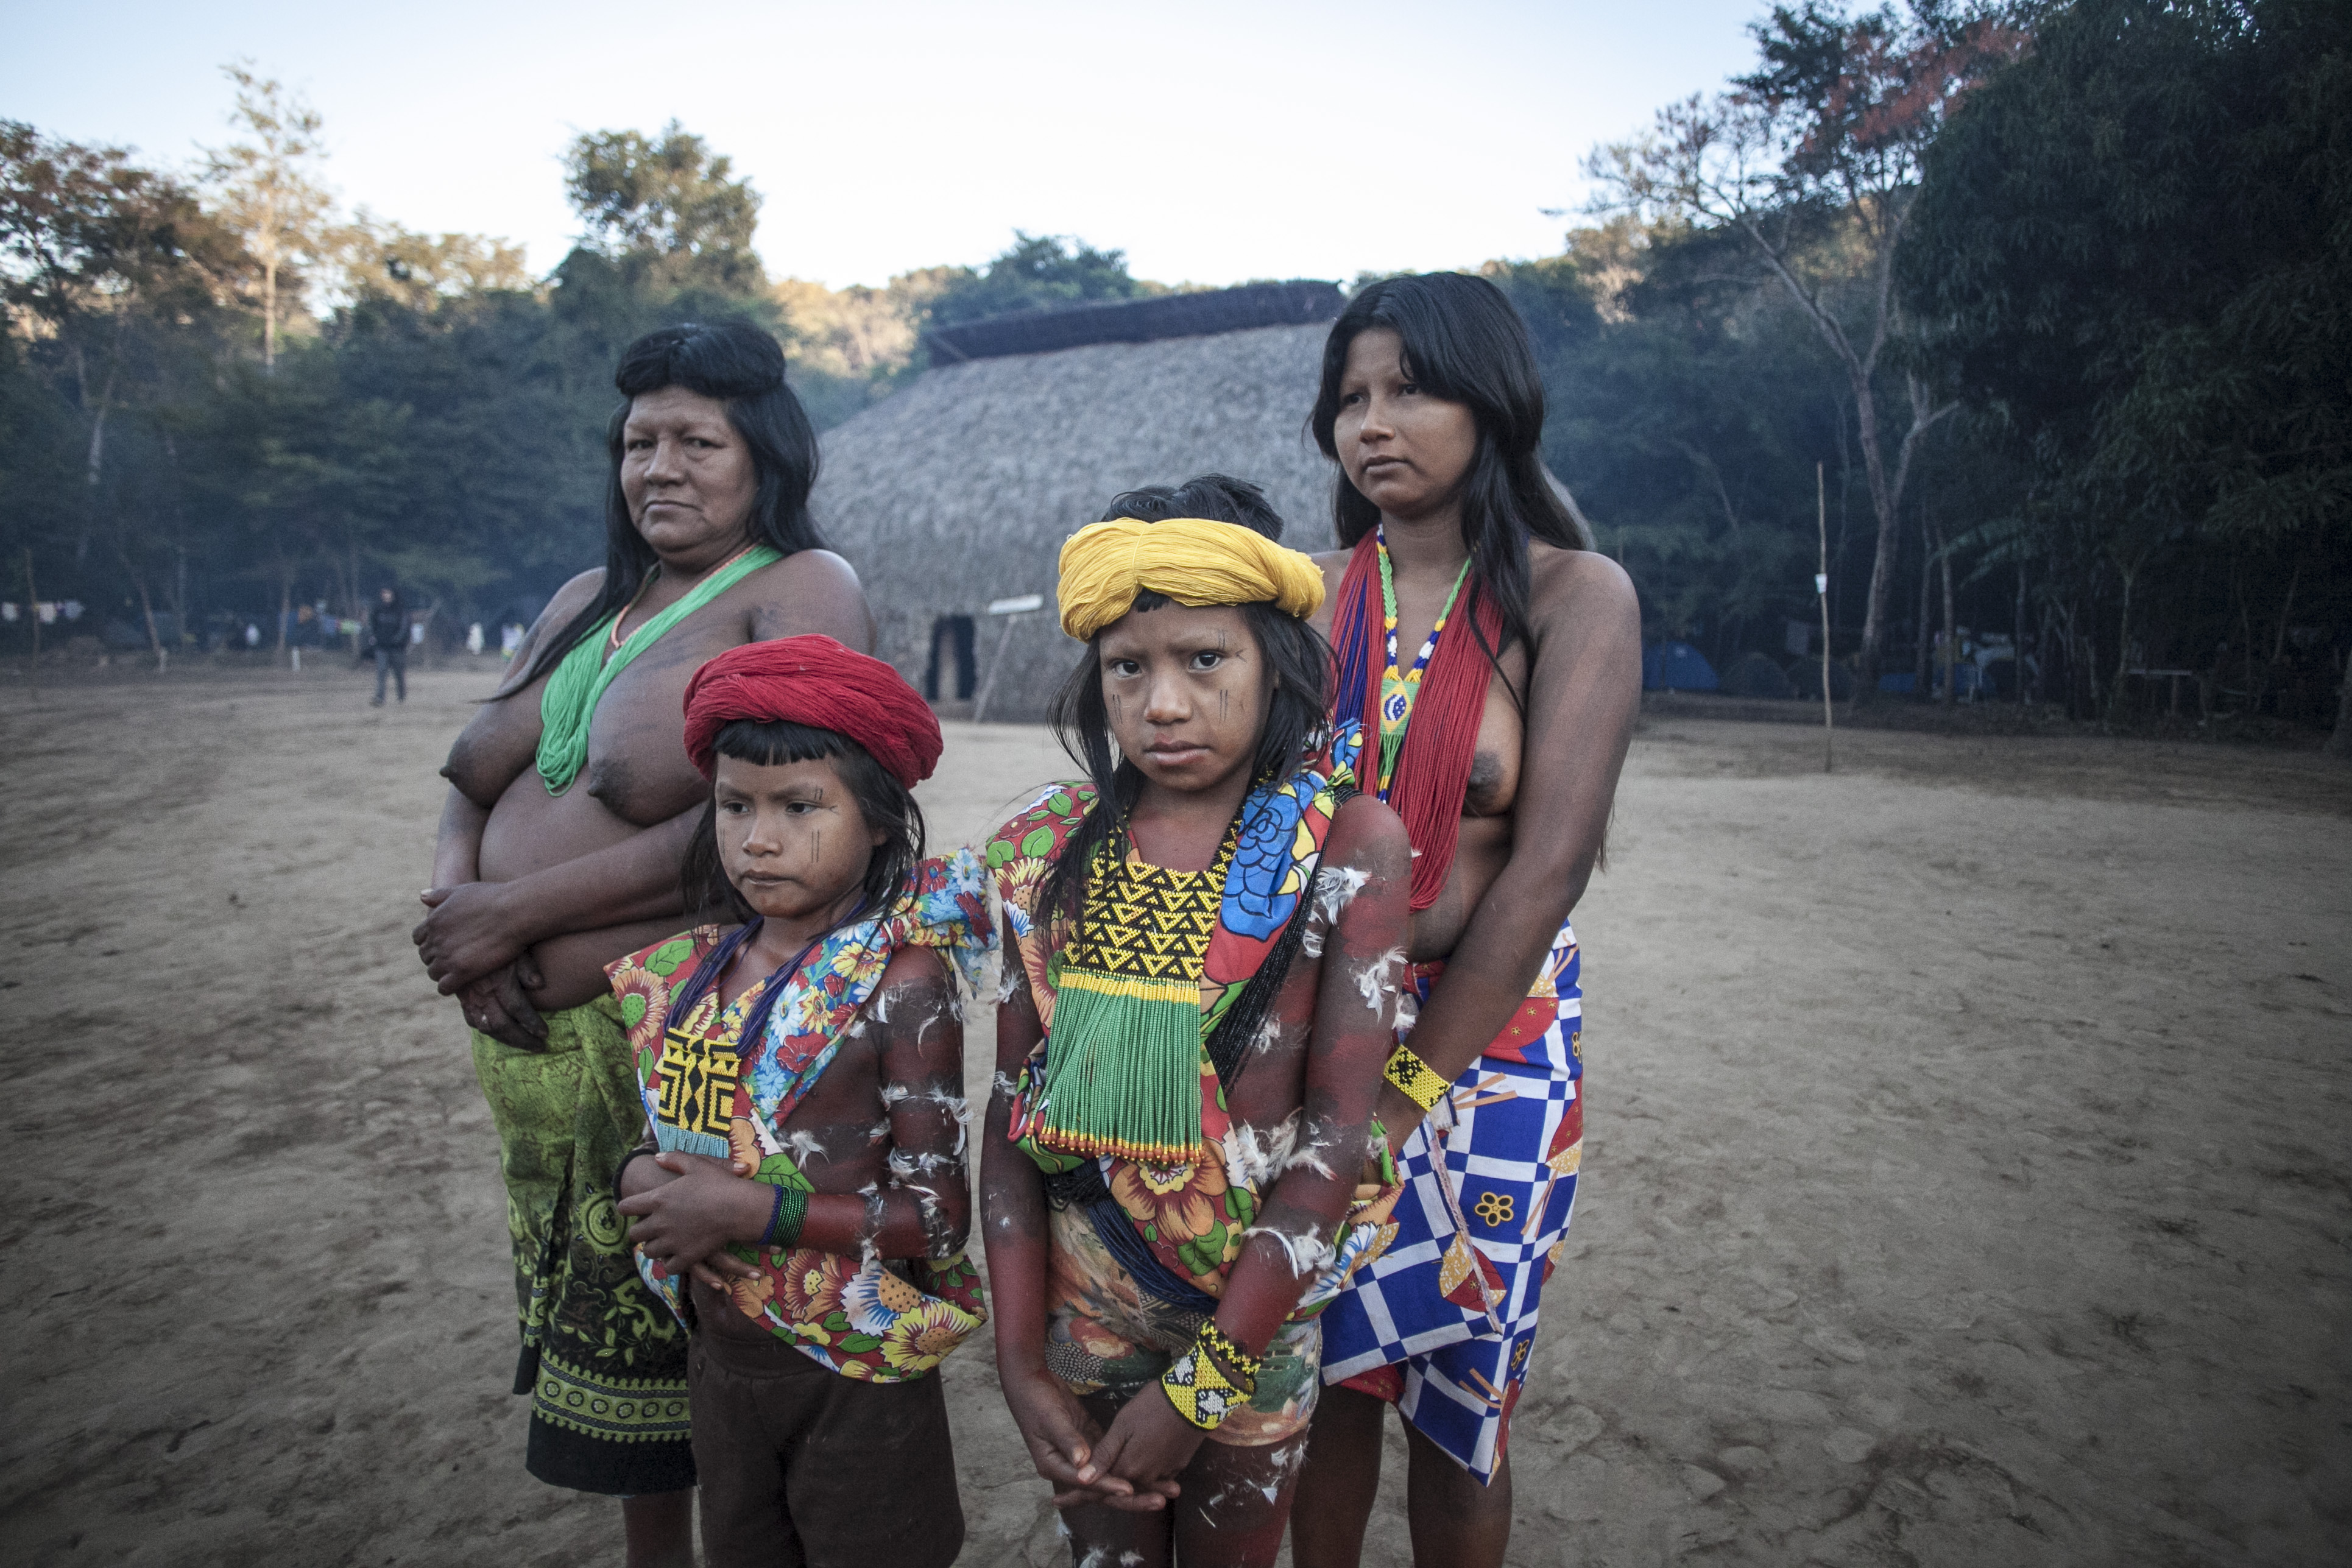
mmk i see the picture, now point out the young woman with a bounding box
[1290,275,1643,1568]
[982,478,1413,1567]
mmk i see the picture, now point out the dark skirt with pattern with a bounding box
[473,997,694,1494]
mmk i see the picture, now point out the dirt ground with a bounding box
[2,663,2347,1567]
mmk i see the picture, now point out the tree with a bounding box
[1,120,248,663]
[772,266,957,429]
[564,121,763,295]
[1900,0,2352,738]
[334,215,532,311]
[920,231,1153,331]
[1531,222,1852,666]
[202,62,333,370]
[1583,1,2026,694]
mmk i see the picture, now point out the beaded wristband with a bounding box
[1161,1346,1248,1431]
[762,1184,810,1249]
[1195,1320,1263,1394]
[1382,1044,1451,1112]
[612,1146,660,1202]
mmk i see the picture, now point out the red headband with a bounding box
[682,635,942,790]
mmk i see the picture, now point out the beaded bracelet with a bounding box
[612,1146,660,1202]
[762,1184,810,1249]
[1195,1319,1263,1392]
[1161,1344,1249,1431]
[1382,1044,1452,1112]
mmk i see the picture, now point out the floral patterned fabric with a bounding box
[986,738,1398,1310]
[607,850,992,1382]
[1043,1204,1327,1448]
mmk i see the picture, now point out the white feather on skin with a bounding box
[1315,863,1371,925]
[1356,947,1405,1012]
[1243,1223,1336,1277]
[1223,1112,1301,1189]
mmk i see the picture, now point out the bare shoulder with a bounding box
[743,548,872,648]
[1528,544,1636,620]
[1326,792,1411,880]
[874,944,956,1014]
[1310,549,1353,604]
[758,547,863,595]
[478,567,607,707]
[1527,547,1642,669]
[1306,549,1352,636]
[542,567,609,626]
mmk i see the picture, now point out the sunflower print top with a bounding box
[607,850,991,1382]
[987,729,1399,1310]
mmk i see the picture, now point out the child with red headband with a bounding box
[609,634,990,1568]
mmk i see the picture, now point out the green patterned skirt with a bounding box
[472,996,694,1494]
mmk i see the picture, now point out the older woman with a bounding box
[1291,274,1642,1568]
[414,320,871,1566]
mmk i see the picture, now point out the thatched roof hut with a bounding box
[811,283,1346,722]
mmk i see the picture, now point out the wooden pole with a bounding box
[1817,463,1833,773]
[24,549,38,705]
[971,613,1023,725]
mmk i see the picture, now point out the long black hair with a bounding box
[515,319,825,691]
[1037,474,1332,933]
[681,718,926,924]
[1309,272,1591,676]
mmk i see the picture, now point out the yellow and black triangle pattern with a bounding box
[1067,835,1237,986]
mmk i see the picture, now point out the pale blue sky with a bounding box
[3,0,1768,289]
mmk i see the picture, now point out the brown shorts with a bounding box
[687,1328,963,1568]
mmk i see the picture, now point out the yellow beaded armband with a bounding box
[1383,1044,1451,1112]
[1162,1349,1246,1431]
[1195,1320,1263,1391]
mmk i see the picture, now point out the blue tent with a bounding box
[1644,641,1719,691]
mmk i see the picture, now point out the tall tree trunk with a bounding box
[1913,517,1934,697]
[1851,377,1957,702]
[2060,599,2083,719]
[1852,371,1899,698]
[1937,520,1957,705]
[133,573,167,674]
[24,549,39,703]
[264,256,277,372]
[2107,562,2138,728]
[2326,652,2351,760]
[2270,551,2303,666]
[275,554,291,655]
[2036,598,2057,708]
[342,535,363,658]
[2015,559,2029,706]
[84,404,109,490]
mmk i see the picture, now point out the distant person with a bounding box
[615,637,988,1568]
[500,623,524,660]
[1288,275,1641,1568]
[244,622,260,648]
[466,621,485,656]
[367,586,408,705]
[412,319,872,1566]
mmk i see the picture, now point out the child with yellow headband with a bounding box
[980,474,1411,1566]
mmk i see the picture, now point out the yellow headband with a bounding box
[1057,517,1326,641]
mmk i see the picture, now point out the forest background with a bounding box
[3,0,2346,741]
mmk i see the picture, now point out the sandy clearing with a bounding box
[0,668,2345,1567]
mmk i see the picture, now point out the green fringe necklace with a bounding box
[1035,817,1238,1165]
